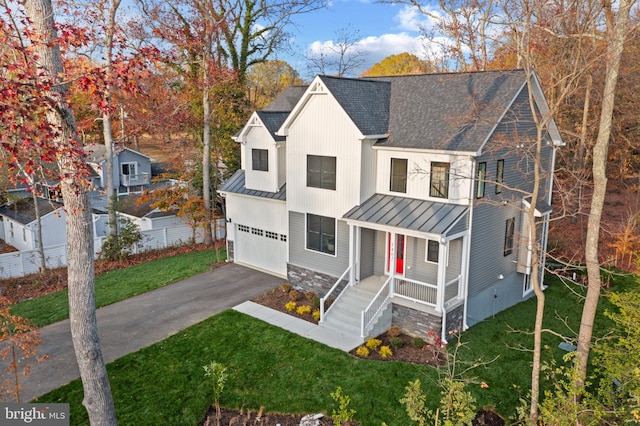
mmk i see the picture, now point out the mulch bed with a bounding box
[198,408,339,426]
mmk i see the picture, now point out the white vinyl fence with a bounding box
[0,222,226,279]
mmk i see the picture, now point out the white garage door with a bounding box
[235,224,287,277]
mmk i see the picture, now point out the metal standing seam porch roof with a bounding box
[343,193,468,237]
[218,170,286,201]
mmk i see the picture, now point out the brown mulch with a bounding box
[0,243,214,304]
[252,284,445,366]
[198,408,338,426]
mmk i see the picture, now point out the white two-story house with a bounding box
[219,70,561,342]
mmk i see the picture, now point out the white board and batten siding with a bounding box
[286,93,365,219]
[242,121,282,193]
[374,150,474,206]
[226,193,287,277]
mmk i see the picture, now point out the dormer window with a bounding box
[252,149,269,171]
[430,162,450,199]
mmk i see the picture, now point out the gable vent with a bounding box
[309,81,326,93]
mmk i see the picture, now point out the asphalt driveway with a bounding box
[15,263,283,402]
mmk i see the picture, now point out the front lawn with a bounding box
[11,249,224,327]
[35,272,637,425]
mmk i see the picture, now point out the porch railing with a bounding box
[319,267,351,323]
[120,173,150,186]
[360,275,392,337]
[444,275,462,305]
[394,276,439,308]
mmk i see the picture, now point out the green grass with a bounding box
[11,249,224,327]
[34,271,639,425]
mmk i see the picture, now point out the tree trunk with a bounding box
[22,0,117,423]
[32,190,46,272]
[576,0,633,389]
[104,110,118,239]
[202,79,213,246]
[104,0,121,240]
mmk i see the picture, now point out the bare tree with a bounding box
[305,26,366,77]
[382,0,498,71]
[20,0,117,423]
[577,0,636,391]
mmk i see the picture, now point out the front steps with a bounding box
[319,280,392,343]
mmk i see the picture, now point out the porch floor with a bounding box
[356,274,386,293]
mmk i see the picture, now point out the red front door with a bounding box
[387,233,406,275]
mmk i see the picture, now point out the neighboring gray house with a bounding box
[219,71,561,343]
[84,144,152,193]
[0,197,67,251]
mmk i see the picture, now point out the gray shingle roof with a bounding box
[319,76,390,136]
[343,193,468,235]
[116,194,177,219]
[263,85,308,112]
[256,111,289,142]
[0,197,63,225]
[368,70,527,152]
[219,170,286,201]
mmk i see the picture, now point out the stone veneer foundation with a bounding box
[286,264,347,297]
[226,240,234,261]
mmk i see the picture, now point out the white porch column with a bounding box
[435,239,446,313]
[389,232,396,294]
[348,224,355,285]
[355,226,361,282]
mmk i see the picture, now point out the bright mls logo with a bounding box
[1,404,69,425]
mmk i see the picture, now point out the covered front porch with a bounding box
[320,194,471,341]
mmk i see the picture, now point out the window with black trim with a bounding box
[496,159,504,194]
[307,155,336,190]
[390,158,408,193]
[306,213,336,255]
[426,239,439,263]
[252,149,269,171]
[476,162,486,199]
[504,217,515,256]
[430,162,450,198]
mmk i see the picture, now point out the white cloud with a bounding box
[393,4,442,33]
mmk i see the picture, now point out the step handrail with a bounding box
[360,275,392,337]
[319,267,351,323]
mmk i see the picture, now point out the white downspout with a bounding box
[461,158,476,331]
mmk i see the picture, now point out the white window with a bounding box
[121,162,137,176]
[306,213,335,255]
[426,239,439,263]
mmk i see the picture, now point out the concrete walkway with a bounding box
[17,263,284,402]
[234,301,363,351]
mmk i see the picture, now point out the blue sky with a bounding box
[276,1,437,78]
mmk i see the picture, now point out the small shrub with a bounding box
[285,301,297,312]
[356,345,370,357]
[296,305,311,315]
[411,337,425,348]
[279,283,292,293]
[305,290,316,301]
[366,338,382,350]
[390,337,404,349]
[387,326,402,338]
[311,296,321,309]
[288,289,300,302]
[312,310,321,321]
[379,345,393,358]
[330,386,356,426]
